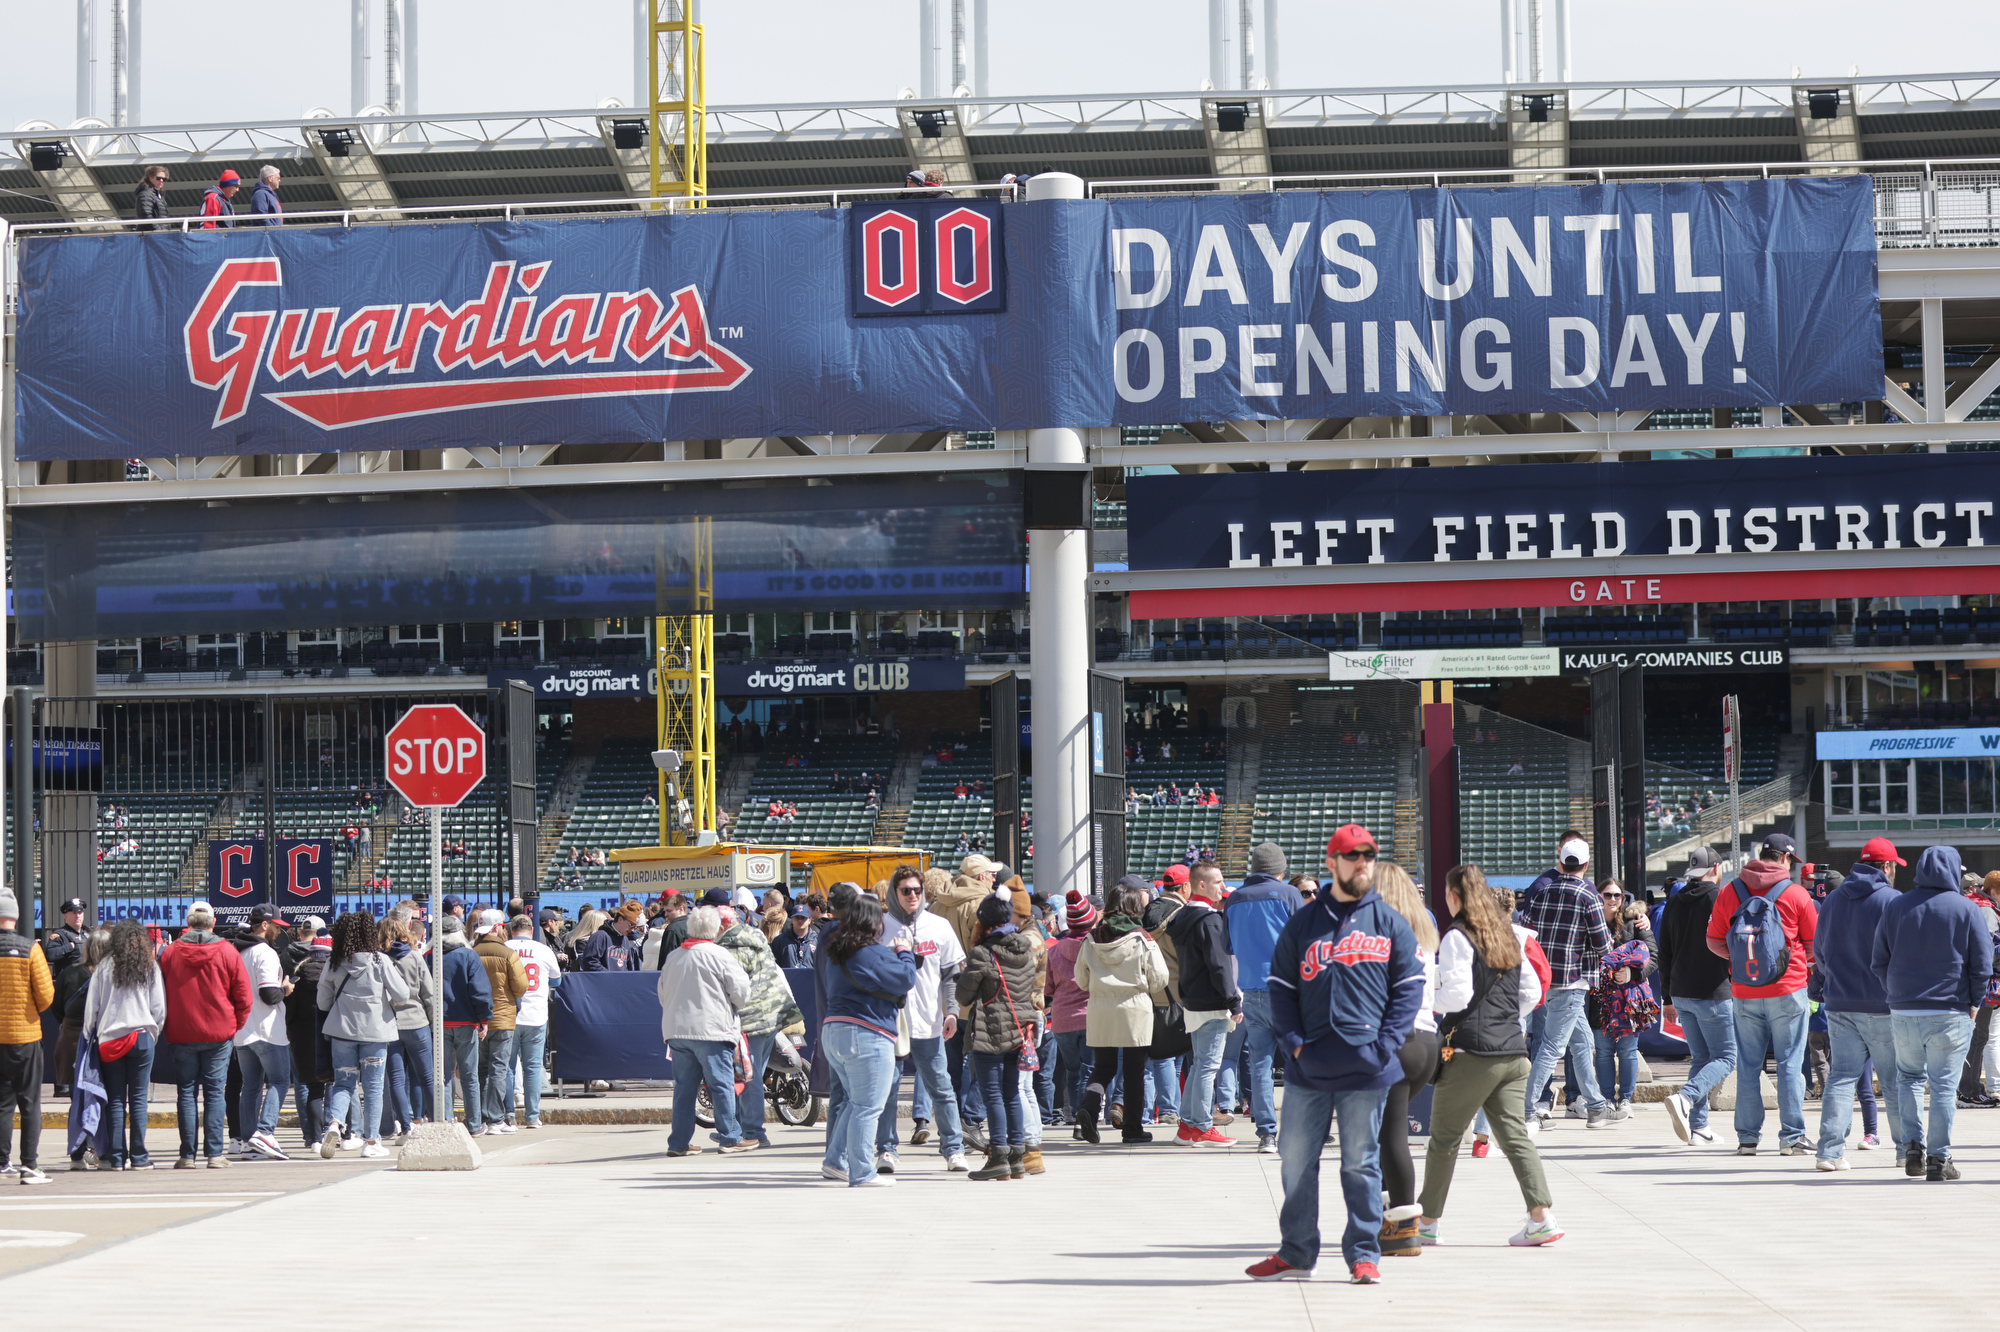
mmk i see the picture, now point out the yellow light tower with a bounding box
[648,0,706,206]
[656,517,716,846]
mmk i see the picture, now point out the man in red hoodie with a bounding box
[1706,834,1819,1157]
[159,902,252,1168]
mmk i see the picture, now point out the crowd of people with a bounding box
[0,890,565,1183]
[1125,781,1222,811]
[4,819,1993,1288]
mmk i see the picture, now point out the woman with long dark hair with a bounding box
[83,919,167,1169]
[1072,884,1169,1145]
[1419,865,1562,1249]
[316,910,410,1160]
[1371,862,1440,1257]
[820,894,918,1186]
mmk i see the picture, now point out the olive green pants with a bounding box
[1419,1053,1552,1219]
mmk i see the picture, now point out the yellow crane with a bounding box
[648,0,706,206]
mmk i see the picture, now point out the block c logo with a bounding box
[220,845,257,898]
[287,841,329,898]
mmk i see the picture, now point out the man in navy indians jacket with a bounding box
[1246,824,1424,1286]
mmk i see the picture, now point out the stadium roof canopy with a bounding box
[7,69,2000,222]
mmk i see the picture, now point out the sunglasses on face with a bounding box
[1337,849,1379,862]
[897,885,923,897]
[1602,891,1624,900]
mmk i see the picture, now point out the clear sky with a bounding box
[1,0,1990,132]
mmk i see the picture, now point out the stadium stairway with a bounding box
[345,799,406,890]
[172,792,246,898]
[533,754,594,884]
[870,739,926,846]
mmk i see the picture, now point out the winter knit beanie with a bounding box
[1249,841,1288,879]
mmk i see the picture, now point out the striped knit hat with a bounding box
[1065,889,1098,931]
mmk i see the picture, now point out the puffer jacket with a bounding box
[1071,927,1169,1048]
[931,881,991,954]
[954,928,1041,1054]
[473,939,531,1030]
[316,950,412,1043]
[717,921,803,1036]
[0,931,55,1046]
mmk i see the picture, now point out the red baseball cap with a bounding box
[1327,824,1377,856]
[1161,864,1190,886]
[1859,836,1905,866]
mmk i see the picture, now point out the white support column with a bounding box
[1553,0,1571,82]
[919,0,941,99]
[971,0,988,97]
[351,0,371,115]
[403,0,416,113]
[1263,0,1279,88]
[127,0,140,125]
[1923,296,1946,452]
[1208,0,1232,90]
[1526,0,1543,82]
[76,0,96,121]
[1499,0,1517,83]
[1026,170,1092,907]
[633,0,647,112]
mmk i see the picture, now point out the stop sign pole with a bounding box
[384,704,486,1132]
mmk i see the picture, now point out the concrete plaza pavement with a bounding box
[0,1095,1992,1329]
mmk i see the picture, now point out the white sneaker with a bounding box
[874,1151,897,1175]
[319,1126,344,1160]
[854,1175,896,1187]
[340,1136,363,1151]
[229,1138,248,1159]
[1689,1127,1718,1146]
[490,1122,517,1136]
[944,1152,970,1172]
[18,1167,50,1186]
[820,1164,848,1182]
[248,1131,290,1161]
[1614,1099,1634,1121]
[1662,1092,1692,1144]
[1525,1117,1541,1139]
[360,1142,390,1159]
[1509,1214,1565,1247]
[1565,1101,1586,1120]
[1815,1155,1851,1172]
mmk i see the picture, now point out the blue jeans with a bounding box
[1217,1018,1246,1111]
[737,1031,775,1145]
[1276,1083,1388,1272]
[1592,1030,1638,1103]
[384,1037,413,1136]
[513,1023,545,1125]
[171,1040,231,1160]
[398,1026,435,1122]
[909,1052,932,1123]
[443,1025,482,1128]
[1673,995,1737,1133]
[234,1040,293,1139]
[1525,987,1606,1116]
[293,1079,326,1147]
[1892,1010,1976,1161]
[1033,1030,1057,1117]
[1241,989,1281,1135]
[327,1039,390,1141]
[1733,989,1810,1147]
[1145,1057,1181,1119]
[823,1062,850,1172]
[1818,1010,1900,1160]
[1182,1015,1233,1132]
[880,1035,963,1157]
[1054,1030,1092,1115]
[973,1050,1024,1146]
[480,1027,517,1127]
[101,1031,156,1168]
[669,1038,740,1151]
[823,1021,897,1185]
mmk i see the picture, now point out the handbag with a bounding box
[994,964,1041,1071]
[1146,1000,1191,1060]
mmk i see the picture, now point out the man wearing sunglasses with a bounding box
[875,865,971,1174]
[1247,824,1424,1286]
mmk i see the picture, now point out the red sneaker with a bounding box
[1193,1127,1235,1148]
[1245,1254,1313,1282]
[1350,1261,1382,1285]
[1471,1139,1491,1158]
[1176,1122,1199,1145]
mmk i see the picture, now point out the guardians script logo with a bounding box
[183,258,752,430]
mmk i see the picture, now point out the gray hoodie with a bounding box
[317,950,413,1043]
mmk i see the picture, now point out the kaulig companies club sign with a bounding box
[13,177,1878,458]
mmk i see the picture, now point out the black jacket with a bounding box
[1655,878,1733,1002]
[1163,898,1240,1014]
[134,181,169,225]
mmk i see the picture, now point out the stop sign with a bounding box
[384,705,487,807]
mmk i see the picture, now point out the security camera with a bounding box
[651,749,682,773]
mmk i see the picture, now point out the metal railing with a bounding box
[10,157,1999,249]
[1643,770,1810,870]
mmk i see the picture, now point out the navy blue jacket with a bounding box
[1267,888,1424,1092]
[439,939,493,1023]
[1872,846,1995,1012]
[251,181,282,225]
[1224,872,1306,992]
[1816,861,1898,1014]
[823,942,918,1037]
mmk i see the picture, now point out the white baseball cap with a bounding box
[1558,838,1590,869]
[473,908,508,937]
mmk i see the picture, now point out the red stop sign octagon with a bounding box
[384,705,486,807]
